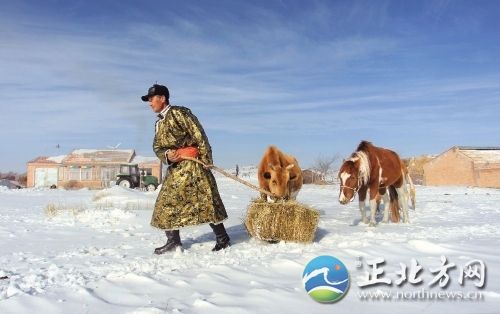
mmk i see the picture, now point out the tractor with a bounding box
[116,164,159,192]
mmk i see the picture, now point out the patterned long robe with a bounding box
[150,106,228,230]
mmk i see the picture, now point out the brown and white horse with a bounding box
[338,141,415,226]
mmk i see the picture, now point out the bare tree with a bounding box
[311,154,340,182]
[16,173,27,186]
[0,171,16,181]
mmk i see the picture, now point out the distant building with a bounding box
[302,169,323,184]
[423,146,500,187]
[26,149,162,189]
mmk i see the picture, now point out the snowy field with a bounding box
[1,166,499,313]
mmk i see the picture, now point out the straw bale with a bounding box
[244,199,320,243]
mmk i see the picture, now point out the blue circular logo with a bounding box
[302,255,350,303]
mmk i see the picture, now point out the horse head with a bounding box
[338,157,362,205]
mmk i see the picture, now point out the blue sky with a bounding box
[1,0,499,173]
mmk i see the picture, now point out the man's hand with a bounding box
[167,150,183,163]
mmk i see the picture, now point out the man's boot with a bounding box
[154,230,182,254]
[210,223,230,251]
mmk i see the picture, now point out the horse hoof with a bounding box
[382,219,389,224]
[369,222,376,227]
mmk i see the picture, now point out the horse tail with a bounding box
[406,172,416,209]
[389,185,400,223]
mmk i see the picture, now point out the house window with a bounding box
[68,166,92,181]
[68,168,80,181]
[81,167,92,181]
[100,166,120,180]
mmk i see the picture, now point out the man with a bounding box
[141,84,231,254]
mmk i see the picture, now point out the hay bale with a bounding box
[244,199,320,243]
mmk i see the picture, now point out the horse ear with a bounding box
[268,163,275,170]
[286,164,294,170]
[263,172,271,179]
[342,158,346,163]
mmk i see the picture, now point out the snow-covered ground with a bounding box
[1,166,499,313]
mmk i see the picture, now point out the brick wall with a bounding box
[26,163,60,188]
[423,148,500,187]
[475,165,500,188]
[423,148,474,186]
[26,163,36,188]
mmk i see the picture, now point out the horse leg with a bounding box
[396,186,410,223]
[375,193,381,215]
[388,186,401,223]
[368,188,378,227]
[358,201,368,224]
[358,186,368,224]
[368,198,377,227]
[407,173,416,209]
[398,176,410,209]
[381,192,391,223]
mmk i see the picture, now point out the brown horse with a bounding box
[338,141,415,226]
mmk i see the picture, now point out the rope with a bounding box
[181,156,279,199]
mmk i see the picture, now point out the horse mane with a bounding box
[355,141,373,186]
[354,151,370,186]
[347,142,371,186]
[356,140,373,153]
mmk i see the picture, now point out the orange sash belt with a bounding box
[177,146,199,159]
